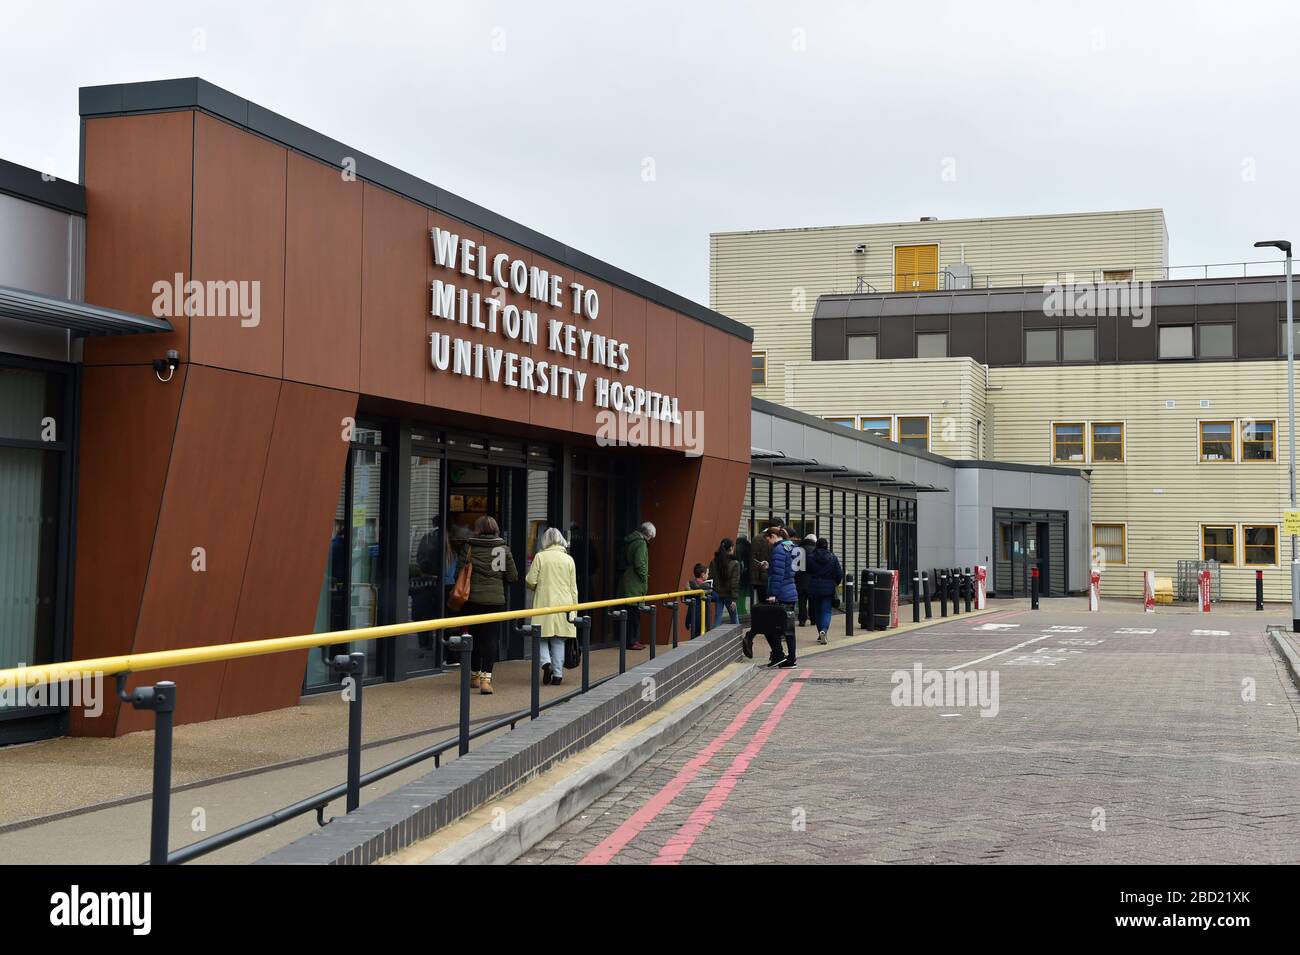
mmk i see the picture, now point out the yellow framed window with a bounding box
[1244,525,1278,566]
[898,415,930,451]
[1052,422,1085,463]
[1242,419,1276,461]
[1201,525,1236,565]
[1091,422,1124,462]
[1199,421,1234,462]
[751,351,767,386]
[860,416,892,440]
[1092,523,1127,565]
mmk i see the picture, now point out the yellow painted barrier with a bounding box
[0,590,707,689]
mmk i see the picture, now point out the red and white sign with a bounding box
[889,570,900,628]
[1088,571,1101,611]
[974,565,988,609]
[1198,569,1211,612]
[1142,571,1155,613]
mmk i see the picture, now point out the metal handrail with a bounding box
[0,589,704,688]
[831,258,1291,295]
[2,588,708,865]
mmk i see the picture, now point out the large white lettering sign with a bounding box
[427,227,682,424]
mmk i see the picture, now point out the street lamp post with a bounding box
[1256,240,1296,629]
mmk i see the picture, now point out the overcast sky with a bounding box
[2,0,1297,305]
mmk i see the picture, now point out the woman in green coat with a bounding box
[456,515,520,695]
[525,527,579,686]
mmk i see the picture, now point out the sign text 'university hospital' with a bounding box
[427,227,683,424]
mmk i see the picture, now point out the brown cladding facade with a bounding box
[71,80,751,736]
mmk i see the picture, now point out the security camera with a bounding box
[152,349,180,382]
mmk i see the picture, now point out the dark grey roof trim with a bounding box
[0,285,172,336]
[79,78,752,343]
[0,157,86,215]
[753,397,1089,481]
[952,459,1092,479]
[753,396,953,465]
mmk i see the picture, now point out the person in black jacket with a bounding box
[734,536,752,614]
[806,537,844,645]
[707,538,741,625]
[795,533,815,626]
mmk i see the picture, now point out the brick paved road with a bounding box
[516,607,1300,864]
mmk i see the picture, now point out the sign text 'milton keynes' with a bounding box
[428,228,683,424]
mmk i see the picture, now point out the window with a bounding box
[1199,324,1233,358]
[916,332,948,358]
[1201,525,1236,565]
[847,334,877,360]
[1091,422,1124,462]
[1199,421,1234,462]
[1062,327,1096,362]
[825,416,855,428]
[1158,325,1195,359]
[1103,269,1133,282]
[1244,525,1278,566]
[898,416,930,451]
[1242,419,1276,461]
[1092,523,1127,565]
[860,417,892,440]
[751,351,766,386]
[1280,320,1300,357]
[1025,329,1056,363]
[1052,422,1085,463]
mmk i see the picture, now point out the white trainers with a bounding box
[817,630,828,645]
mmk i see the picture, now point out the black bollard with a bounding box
[645,604,657,660]
[923,572,933,619]
[913,572,921,623]
[1031,567,1040,610]
[526,623,541,720]
[964,567,973,613]
[1256,570,1264,611]
[864,572,876,631]
[844,577,855,636]
[939,570,949,618]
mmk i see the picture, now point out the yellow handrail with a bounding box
[0,590,708,689]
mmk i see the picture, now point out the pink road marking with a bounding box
[652,669,811,865]
[578,668,795,865]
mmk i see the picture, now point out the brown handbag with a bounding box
[448,561,473,611]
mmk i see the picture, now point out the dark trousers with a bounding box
[465,601,501,673]
[797,590,810,626]
[763,602,797,663]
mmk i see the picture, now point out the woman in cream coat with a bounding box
[525,527,579,686]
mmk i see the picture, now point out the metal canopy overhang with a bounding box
[752,448,937,492]
[0,285,174,336]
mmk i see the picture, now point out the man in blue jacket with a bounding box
[761,526,799,668]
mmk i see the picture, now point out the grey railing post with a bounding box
[329,651,366,812]
[442,630,473,755]
[118,675,177,865]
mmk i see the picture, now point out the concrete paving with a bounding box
[517,603,1300,864]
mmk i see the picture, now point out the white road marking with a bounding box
[947,635,1049,670]
[1045,625,1086,633]
[1057,638,1104,646]
[974,623,1020,631]
[1192,629,1230,636]
[1115,628,1156,634]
